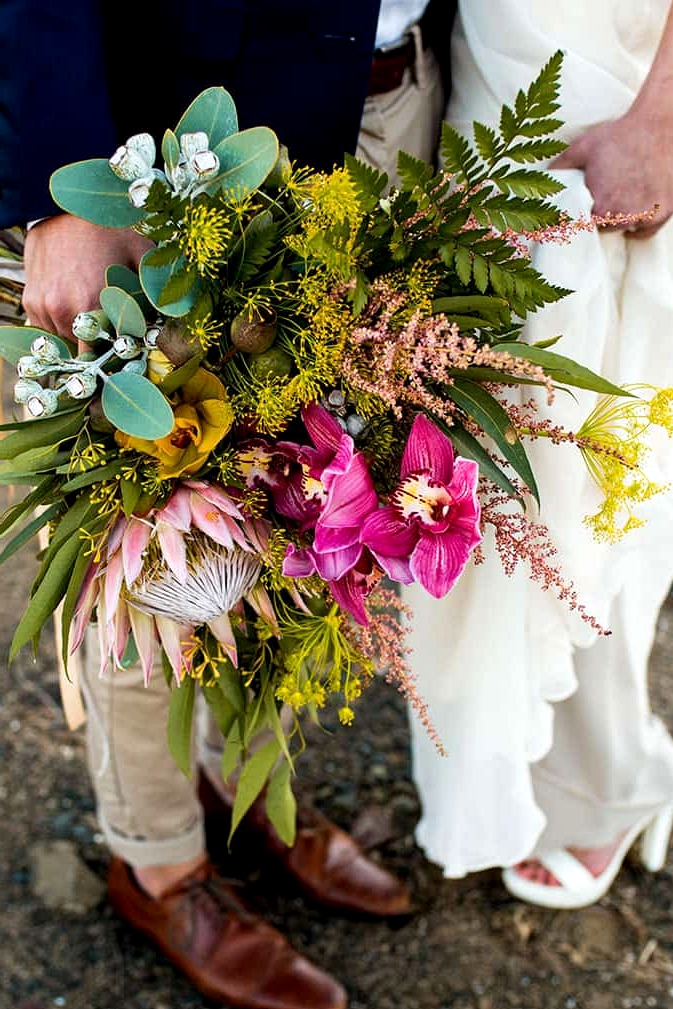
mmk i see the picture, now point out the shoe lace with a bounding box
[171,874,257,953]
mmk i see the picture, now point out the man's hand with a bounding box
[22,215,154,339]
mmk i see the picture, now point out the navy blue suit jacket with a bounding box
[0,0,386,226]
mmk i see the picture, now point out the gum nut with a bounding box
[30,335,62,363]
[249,346,293,380]
[327,389,345,408]
[13,379,43,404]
[17,355,50,379]
[128,177,153,207]
[73,310,111,343]
[156,321,202,366]
[64,371,97,399]
[346,413,368,438]
[230,309,278,354]
[145,325,162,348]
[191,149,219,179]
[26,388,59,417]
[126,132,156,169]
[109,144,150,181]
[113,335,141,359]
[180,131,209,161]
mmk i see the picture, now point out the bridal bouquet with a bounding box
[2,54,670,842]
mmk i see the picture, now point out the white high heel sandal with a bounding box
[501,803,673,910]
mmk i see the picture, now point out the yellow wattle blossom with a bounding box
[578,384,673,543]
[179,200,233,277]
[116,367,234,478]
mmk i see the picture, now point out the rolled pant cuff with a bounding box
[99,810,206,869]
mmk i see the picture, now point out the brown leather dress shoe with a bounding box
[198,771,413,918]
[107,856,347,1009]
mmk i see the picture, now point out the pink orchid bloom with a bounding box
[361,413,482,599]
[282,543,377,626]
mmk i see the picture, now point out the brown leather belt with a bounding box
[368,36,417,96]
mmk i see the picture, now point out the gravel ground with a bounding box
[1,363,673,1009]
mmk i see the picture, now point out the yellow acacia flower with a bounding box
[116,367,234,478]
[578,384,673,543]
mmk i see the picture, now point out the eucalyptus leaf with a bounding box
[175,87,239,149]
[105,265,154,317]
[203,680,238,738]
[161,129,181,175]
[99,286,147,339]
[0,408,85,460]
[60,525,107,675]
[209,127,279,197]
[221,720,244,783]
[0,502,62,566]
[101,371,174,439]
[140,252,201,317]
[167,676,196,779]
[0,326,72,366]
[0,476,60,537]
[50,159,143,228]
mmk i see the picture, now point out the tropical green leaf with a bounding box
[60,524,106,674]
[209,127,279,197]
[99,286,147,338]
[101,372,174,439]
[174,86,239,149]
[495,169,565,199]
[0,444,71,482]
[167,676,196,779]
[432,295,511,327]
[228,738,281,844]
[344,152,388,211]
[230,210,278,282]
[265,761,297,847]
[397,149,434,191]
[50,159,143,228]
[203,680,238,738]
[120,476,144,515]
[60,460,126,492]
[447,378,539,502]
[0,502,61,565]
[0,476,60,537]
[158,352,205,396]
[494,343,633,397]
[0,326,72,365]
[0,407,84,459]
[221,720,244,783]
[437,418,522,501]
[9,530,83,660]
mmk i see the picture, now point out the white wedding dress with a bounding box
[405,0,673,877]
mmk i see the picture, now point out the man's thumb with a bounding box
[549,138,586,170]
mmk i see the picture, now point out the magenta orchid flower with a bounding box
[361,413,482,598]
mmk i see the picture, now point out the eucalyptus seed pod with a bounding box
[113,335,142,359]
[64,371,98,399]
[13,378,44,404]
[16,355,52,379]
[230,308,277,354]
[109,144,151,182]
[25,388,59,418]
[156,320,202,366]
[144,325,162,349]
[73,310,112,343]
[190,149,219,182]
[128,170,166,208]
[30,335,63,364]
[180,131,209,161]
[126,132,156,168]
[249,346,293,380]
[346,413,368,438]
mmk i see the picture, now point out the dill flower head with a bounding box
[179,200,233,276]
[577,385,673,543]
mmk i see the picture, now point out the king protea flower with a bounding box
[70,480,276,682]
[361,413,482,598]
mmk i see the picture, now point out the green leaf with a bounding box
[9,529,83,660]
[167,676,196,779]
[439,419,522,501]
[228,738,281,844]
[158,352,205,396]
[60,534,103,675]
[440,122,480,184]
[344,152,388,211]
[203,680,238,738]
[494,343,633,398]
[447,378,539,503]
[0,444,71,481]
[209,127,280,197]
[161,129,181,176]
[120,476,144,515]
[265,761,297,847]
[0,326,72,366]
[50,159,143,228]
[495,169,565,199]
[397,149,434,191]
[432,295,511,327]
[454,247,473,286]
[175,87,239,149]
[99,286,147,338]
[0,502,61,565]
[0,476,60,537]
[473,121,500,163]
[230,210,278,283]
[105,265,154,317]
[140,251,201,317]
[0,407,84,460]
[141,245,183,269]
[101,371,174,438]
[221,720,244,783]
[60,460,125,492]
[34,495,98,578]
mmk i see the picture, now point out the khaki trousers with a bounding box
[80,40,445,868]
